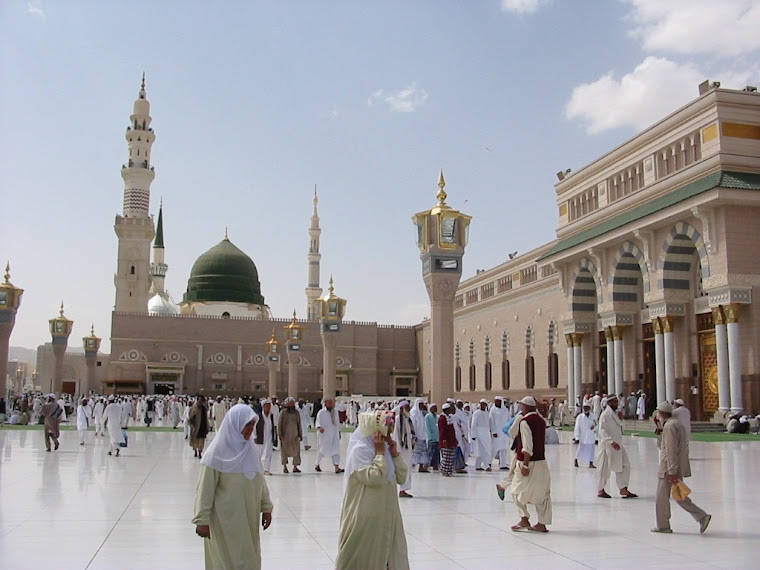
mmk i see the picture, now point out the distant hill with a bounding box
[9,346,38,365]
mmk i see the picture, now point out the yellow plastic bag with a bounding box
[671,480,691,501]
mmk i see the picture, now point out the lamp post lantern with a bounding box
[412,170,471,405]
[265,329,281,398]
[284,310,305,398]
[316,276,347,400]
[0,263,23,398]
[49,302,74,395]
[83,324,101,396]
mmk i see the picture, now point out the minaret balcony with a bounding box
[122,161,155,172]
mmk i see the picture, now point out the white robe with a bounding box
[104,402,125,448]
[471,409,491,468]
[256,412,275,472]
[489,404,510,454]
[298,405,311,448]
[596,406,625,472]
[395,413,414,491]
[574,413,596,463]
[316,408,341,461]
[213,401,227,429]
[76,404,89,431]
[636,396,646,419]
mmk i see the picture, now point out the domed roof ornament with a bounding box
[436,169,447,205]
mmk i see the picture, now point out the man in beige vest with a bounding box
[652,401,711,534]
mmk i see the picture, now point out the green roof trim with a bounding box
[539,171,760,260]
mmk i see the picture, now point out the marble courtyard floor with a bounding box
[1,426,758,569]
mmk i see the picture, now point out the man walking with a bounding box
[41,393,63,452]
[438,403,458,477]
[652,401,711,534]
[573,404,596,468]
[672,399,691,441]
[255,400,277,474]
[395,400,416,497]
[471,399,492,471]
[315,397,343,473]
[596,394,637,499]
[297,398,312,450]
[104,396,125,457]
[510,396,552,533]
[279,397,303,473]
[425,403,440,470]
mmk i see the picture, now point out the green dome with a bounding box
[183,238,265,305]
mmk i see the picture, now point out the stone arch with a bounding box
[571,257,602,313]
[659,222,710,291]
[613,241,650,294]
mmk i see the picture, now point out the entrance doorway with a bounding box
[153,383,176,395]
[151,372,179,395]
[641,322,656,411]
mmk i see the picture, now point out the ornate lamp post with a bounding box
[316,277,347,400]
[0,263,23,398]
[265,329,281,398]
[284,310,304,398]
[49,302,74,395]
[83,325,102,396]
[412,171,471,405]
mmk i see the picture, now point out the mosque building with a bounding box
[33,78,760,418]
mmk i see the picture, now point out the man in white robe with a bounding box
[254,400,276,475]
[471,399,492,471]
[104,396,125,456]
[410,399,429,473]
[489,396,511,469]
[76,398,90,445]
[56,397,68,422]
[315,397,343,473]
[93,398,105,436]
[155,398,165,424]
[573,404,596,468]
[637,393,647,420]
[596,394,637,499]
[453,400,469,471]
[298,398,312,450]
[672,399,691,440]
[395,400,415,497]
[591,392,602,419]
[121,397,132,428]
[212,396,227,432]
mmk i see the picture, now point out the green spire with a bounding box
[154,200,164,248]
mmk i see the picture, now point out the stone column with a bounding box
[287,348,299,398]
[612,325,625,396]
[662,316,677,402]
[604,328,615,395]
[565,334,575,411]
[653,317,665,404]
[267,360,278,398]
[712,306,730,414]
[84,354,96,395]
[725,304,743,414]
[321,332,339,400]
[0,320,13,397]
[52,340,68,395]
[571,333,584,406]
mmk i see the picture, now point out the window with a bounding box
[502,360,510,390]
[485,361,492,391]
[130,265,135,275]
[469,363,476,391]
[455,365,462,392]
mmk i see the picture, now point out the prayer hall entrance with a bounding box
[697,312,718,421]
[641,322,656,413]
[147,365,184,395]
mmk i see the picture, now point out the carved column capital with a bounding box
[723,303,742,324]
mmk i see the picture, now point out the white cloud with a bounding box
[623,0,760,57]
[565,57,755,134]
[500,0,547,14]
[26,1,45,17]
[367,82,429,113]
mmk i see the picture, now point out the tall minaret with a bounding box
[305,186,323,320]
[150,199,168,295]
[114,73,156,313]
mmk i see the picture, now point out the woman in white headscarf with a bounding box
[336,410,409,570]
[193,404,273,570]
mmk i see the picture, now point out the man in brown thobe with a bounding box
[41,394,63,452]
[278,398,303,473]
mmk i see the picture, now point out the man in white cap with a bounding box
[672,399,691,441]
[573,404,596,468]
[104,395,125,456]
[636,392,646,420]
[510,396,552,533]
[471,399,492,471]
[490,396,511,469]
[438,403,458,476]
[453,399,469,472]
[596,394,637,499]
[315,396,343,473]
[254,399,276,474]
[652,401,711,534]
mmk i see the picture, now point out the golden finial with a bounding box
[141,72,146,91]
[59,301,65,317]
[269,329,277,341]
[436,169,447,205]
[4,262,10,284]
[91,323,95,336]
[293,309,297,320]
[328,275,334,295]
[224,226,229,240]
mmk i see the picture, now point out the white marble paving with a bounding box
[0,427,758,569]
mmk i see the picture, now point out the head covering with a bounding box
[656,401,673,414]
[358,410,394,437]
[410,398,427,443]
[200,404,263,479]
[48,393,56,400]
[344,425,396,486]
[108,395,115,401]
[674,399,684,406]
[607,394,618,401]
[442,403,452,410]
[520,396,537,406]
[479,398,488,404]
[429,402,437,410]
[494,396,504,402]
[398,400,409,408]
[447,398,455,403]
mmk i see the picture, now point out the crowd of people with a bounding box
[1,387,743,568]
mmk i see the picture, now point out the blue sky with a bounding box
[2,0,758,353]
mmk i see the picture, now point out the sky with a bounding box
[1,0,758,354]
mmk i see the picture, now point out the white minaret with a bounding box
[150,199,167,295]
[305,186,323,321]
[114,73,156,313]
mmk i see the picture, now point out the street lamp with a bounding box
[265,329,281,398]
[284,310,304,398]
[315,276,347,400]
[411,170,471,405]
[0,263,23,398]
[83,324,101,396]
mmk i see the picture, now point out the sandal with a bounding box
[528,525,549,533]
